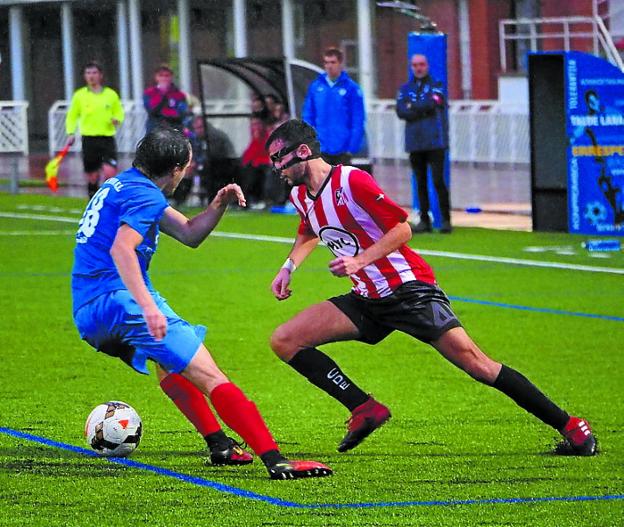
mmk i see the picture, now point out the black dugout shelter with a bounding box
[197,57,323,120]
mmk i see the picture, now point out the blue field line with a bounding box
[0,427,298,507]
[449,296,624,322]
[2,427,623,509]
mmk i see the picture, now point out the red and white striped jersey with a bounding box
[290,165,436,298]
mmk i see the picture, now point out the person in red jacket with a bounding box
[240,117,271,209]
[143,65,188,133]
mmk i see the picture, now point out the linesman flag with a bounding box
[45,143,71,192]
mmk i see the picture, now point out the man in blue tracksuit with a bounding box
[396,54,451,233]
[302,47,365,166]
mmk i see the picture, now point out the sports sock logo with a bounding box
[327,368,350,390]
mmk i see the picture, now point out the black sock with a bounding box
[288,347,369,411]
[204,430,229,451]
[492,364,569,430]
[260,449,287,468]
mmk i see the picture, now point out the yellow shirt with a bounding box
[65,86,124,136]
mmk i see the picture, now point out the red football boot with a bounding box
[268,460,333,480]
[338,396,391,452]
[210,437,254,466]
[555,417,597,456]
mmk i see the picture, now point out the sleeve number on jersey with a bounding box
[77,187,110,239]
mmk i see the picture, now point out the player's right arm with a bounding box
[271,232,319,300]
[110,224,167,340]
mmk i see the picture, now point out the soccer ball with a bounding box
[85,401,142,457]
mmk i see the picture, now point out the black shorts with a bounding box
[82,136,117,173]
[329,280,462,345]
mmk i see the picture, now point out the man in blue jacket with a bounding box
[396,54,451,233]
[302,47,365,165]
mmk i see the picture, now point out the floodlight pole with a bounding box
[357,0,375,103]
[281,0,295,60]
[128,0,144,102]
[233,0,247,57]
[61,3,75,101]
[177,0,191,93]
[116,0,130,101]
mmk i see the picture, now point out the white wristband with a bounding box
[281,257,297,273]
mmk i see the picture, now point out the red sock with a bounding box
[210,382,279,456]
[160,373,221,437]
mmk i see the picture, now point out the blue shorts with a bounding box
[73,290,206,375]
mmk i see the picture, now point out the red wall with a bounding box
[541,0,594,54]
[469,0,514,99]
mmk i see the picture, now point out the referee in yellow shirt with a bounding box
[66,62,124,198]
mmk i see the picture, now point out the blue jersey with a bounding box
[71,167,168,313]
[302,71,366,155]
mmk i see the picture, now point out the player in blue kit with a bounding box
[71,126,332,480]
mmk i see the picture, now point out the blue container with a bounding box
[582,239,622,252]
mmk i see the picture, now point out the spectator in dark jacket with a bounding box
[396,54,451,233]
[143,65,188,133]
[302,47,365,165]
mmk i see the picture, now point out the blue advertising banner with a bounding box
[406,33,449,228]
[566,51,624,235]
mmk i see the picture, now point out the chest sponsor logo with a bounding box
[319,226,359,257]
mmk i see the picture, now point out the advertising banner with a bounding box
[566,51,624,235]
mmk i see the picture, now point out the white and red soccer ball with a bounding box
[85,401,142,457]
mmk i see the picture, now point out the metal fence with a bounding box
[0,101,29,155]
[368,99,529,164]
[499,16,624,73]
[48,99,147,156]
[48,99,530,164]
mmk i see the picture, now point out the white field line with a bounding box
[0,212,79,224]
[1,211,623,275]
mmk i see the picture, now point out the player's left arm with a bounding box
[159,183,246,247]
[329,221,411,277]
[329,170,411,277]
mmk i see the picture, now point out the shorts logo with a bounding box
[431,302,456,327]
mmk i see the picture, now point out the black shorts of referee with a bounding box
[82,136,118,173]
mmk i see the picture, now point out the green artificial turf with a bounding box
[0,193,622,526]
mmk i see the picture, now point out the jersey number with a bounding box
[77,187,110,239]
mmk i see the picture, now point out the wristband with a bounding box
[281,257,297,273]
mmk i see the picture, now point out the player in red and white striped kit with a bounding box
[266,120,596,456]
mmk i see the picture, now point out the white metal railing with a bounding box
[369,99,529,164]
[0,101,29,154]
[49,99,147,156]
[499,16,624,73]
[594,0,624,41]
[49,99,530,165]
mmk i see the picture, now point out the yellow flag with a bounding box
[45,143,71,192]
